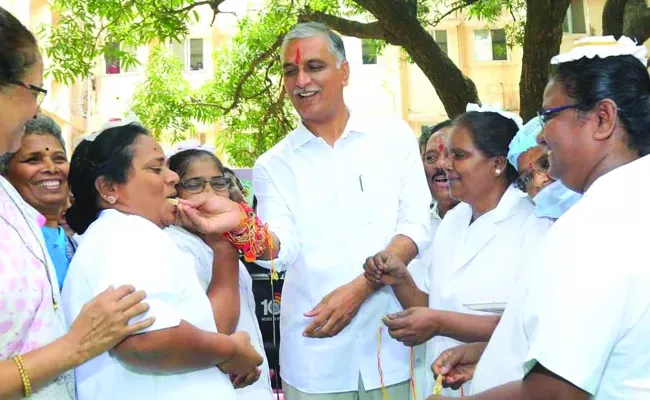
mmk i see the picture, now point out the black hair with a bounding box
[66,123,149,234]
[222,166,245,192]
[0,7,38,88]
[453,111,519,183]
[167,149,224,181]
[420,120,453,153]
[552,55,650,156]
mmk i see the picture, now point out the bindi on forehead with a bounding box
[294,47,302,65]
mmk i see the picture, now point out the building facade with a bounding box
[2,0,648,151]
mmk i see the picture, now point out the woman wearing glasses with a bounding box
[365,105,553,397]
[165,146,274,399]
[0,7,156,399]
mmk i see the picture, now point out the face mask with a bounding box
[533,180,582,219]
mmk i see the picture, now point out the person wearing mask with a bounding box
[62,123,263,399]
[430,35,650,400]
[365,104,552,397]
[508,118,582,219]
[0,7,154,399]
[1,115,76,290]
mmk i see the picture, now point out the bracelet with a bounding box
[12,355,32,397]
[223,202,278,281]
[223,202,270,262]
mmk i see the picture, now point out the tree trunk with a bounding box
[353,0,481,117]
[623,0,650,43]
[519,0,571,121]
[602,0,629,38]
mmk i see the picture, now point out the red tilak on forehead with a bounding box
[294,47,302,64]
[438,143,444,152]
[528,162,533,169]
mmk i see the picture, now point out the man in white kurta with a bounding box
[253,23,430,399]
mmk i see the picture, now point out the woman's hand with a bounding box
[383,307,439,346]
[218,332,264,375]
[177,197,242,235]
[364,250,408,286]
[230,367,262,389]
[66,285,154,364]
[431,342,488,390]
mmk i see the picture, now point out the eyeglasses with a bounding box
[537,104,581,128]
[177,176,231,194]
[9,80,48,106]
[514,153,551,192]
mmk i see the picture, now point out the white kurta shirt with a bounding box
[62,210,236,400]
[425,186,551,397]
[253,113,431,393]
[165,225,274,400]
[472,155,650,399]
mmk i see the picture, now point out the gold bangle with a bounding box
[12,355,32,397]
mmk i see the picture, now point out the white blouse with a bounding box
[425,186,552,397]
[166,225,274,400]
[62,210,237,400]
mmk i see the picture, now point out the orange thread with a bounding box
[410,346,417,400]
[377,325,419,400]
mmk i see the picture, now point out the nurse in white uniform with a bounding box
[429,117,582,392]
[62,123,263,400]
[365,104,552,397]
[430,36,650,400]
[165,144,274,400]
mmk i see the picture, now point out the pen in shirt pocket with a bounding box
[359,175,364,192]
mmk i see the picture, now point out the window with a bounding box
[473,29,508,61]
[171,38,205,71]
[563,0,586,34]
[104,41,137,74]
[361,40,379,65]
[434,30,448,55]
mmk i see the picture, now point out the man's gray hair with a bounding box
[281,22,347,67]
[0,115,66,175]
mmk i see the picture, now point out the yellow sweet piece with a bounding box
[433,374,443,395]
[167,198,179,206]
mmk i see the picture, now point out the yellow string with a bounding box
[410,346,417,400]
[267,226,278,281]
[377,326,389,400]
[377,324,419,400]
[433,374,443,395]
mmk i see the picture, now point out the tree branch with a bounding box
[298,9,391,42]
[165,0,224,14]
[432,0,476,25]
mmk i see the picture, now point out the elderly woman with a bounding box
[61,123,263,399]
[1,115,76,290]
[432,36,650,400]
[0,7,153,399]
[365,105,553,396]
